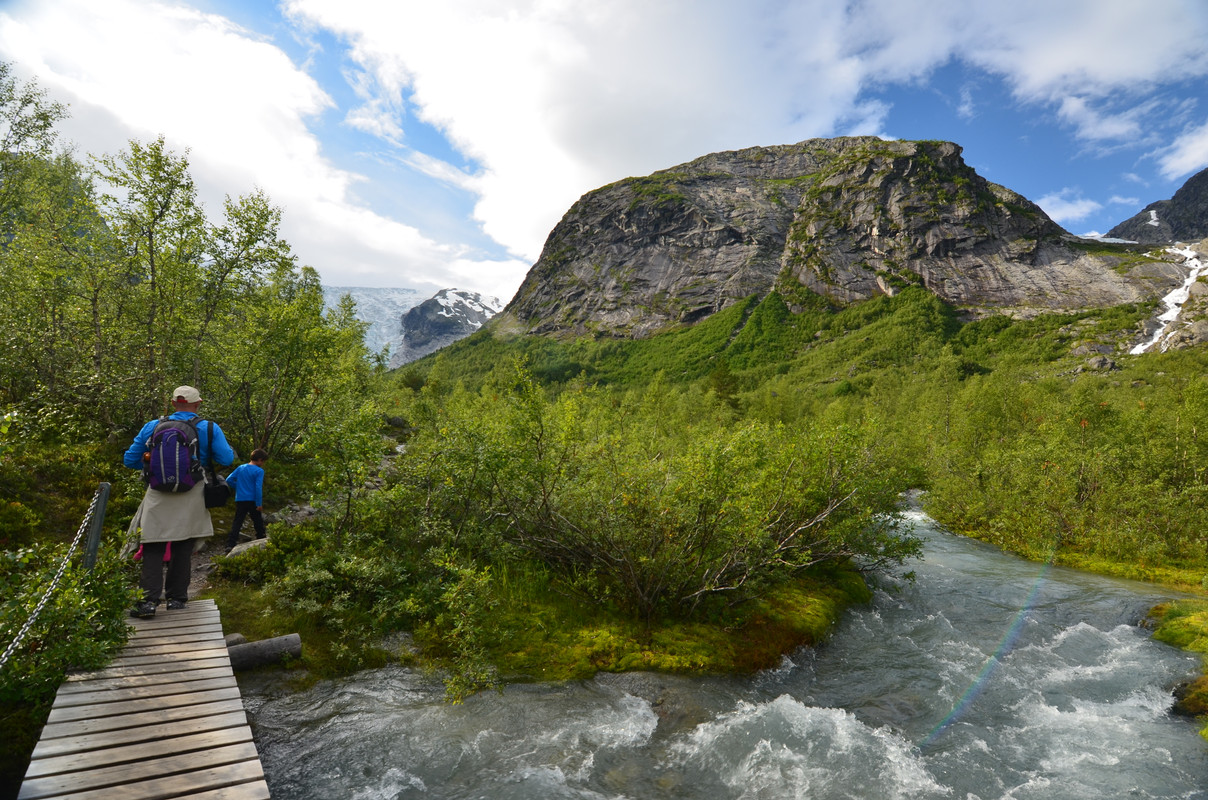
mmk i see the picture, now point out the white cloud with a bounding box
[957,86,976,121]
[281,0,912,262]
[1055,96,1149,144]
[1157,120,1208,180]
[1037,189,1102,224]
[0,0,507,293]
[400,151,480,194]
[345,99,405,145]
[1108,195,1139,206]
[859,0,1208,148]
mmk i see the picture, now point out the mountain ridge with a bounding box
[500,137,1185,340]
[1107,166,1208,244]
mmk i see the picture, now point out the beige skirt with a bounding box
[129,485,213,543]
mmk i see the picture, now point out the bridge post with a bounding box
[83,482,111,571]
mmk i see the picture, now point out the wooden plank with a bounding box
[126,615,224,633]
[127,614,221,631]
[46,686,243,723]
[116,627,225,644]
[109,640,230,660]
[175,780,272,800]
[56,666,233,695]
[37,698,248,741]
[125,606,220,630]
[123,625,226,646]
[25,724,255,779]
[69,654,232,682]
[127,615,220,633]
[105,648,230,670]
[31,710,250,759]
[18,743,262,800]
[50,675,237,708]
[107,648,230,669]
[26,768,269,800]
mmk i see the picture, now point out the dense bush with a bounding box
[0,533,138,705]
[399,364,919,622]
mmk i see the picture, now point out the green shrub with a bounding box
[0,537,138,705]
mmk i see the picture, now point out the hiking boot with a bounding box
[130,601,156,619]
[166,598,187,610]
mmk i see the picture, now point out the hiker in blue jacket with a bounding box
[224,449,268,553]
[123,385,235,618]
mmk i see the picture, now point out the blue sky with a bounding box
[3,0,1208,302]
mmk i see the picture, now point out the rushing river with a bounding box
[240,511,1208,799]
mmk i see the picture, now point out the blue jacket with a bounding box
[124,412,235,470]
[227,462,265,506]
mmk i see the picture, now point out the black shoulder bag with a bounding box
[202,420,232,508]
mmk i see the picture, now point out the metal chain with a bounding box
[0,487,103,672]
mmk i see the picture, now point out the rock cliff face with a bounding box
[392,289,503,366]
[1107,167,1208,244]
[504,137,1183,337]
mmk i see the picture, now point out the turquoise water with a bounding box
[241,511,1208,798]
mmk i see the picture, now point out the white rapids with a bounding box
[238,511,1208,799]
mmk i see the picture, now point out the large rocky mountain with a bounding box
[501,137,1185,339]
[322,286,502,366]
[392,289,503,366]
[1107,167,1208,244]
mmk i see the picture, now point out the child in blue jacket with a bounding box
[224,449,268,553]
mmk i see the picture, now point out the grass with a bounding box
[487,564,871,682]
[200,577,397,691]
[204,558,874,690]
[1148,599,1208,738]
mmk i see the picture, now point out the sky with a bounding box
[3,1,1208,304]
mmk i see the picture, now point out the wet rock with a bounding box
[1172,675,1208,717]
[1164,319,1208,349]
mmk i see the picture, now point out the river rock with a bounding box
[593,671,715,734]
[1163,319,1208,350]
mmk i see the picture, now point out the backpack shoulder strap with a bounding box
[205,420,216,470]
[147,415,170,439]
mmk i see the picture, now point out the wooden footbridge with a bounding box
[19,598,270,800]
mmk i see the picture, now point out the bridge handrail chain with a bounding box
[0,486,105,672]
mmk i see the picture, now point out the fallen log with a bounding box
[228,633,302,671]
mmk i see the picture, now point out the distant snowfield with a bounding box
[322,286,425,356]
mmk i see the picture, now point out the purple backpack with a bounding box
[144,418,204,492]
